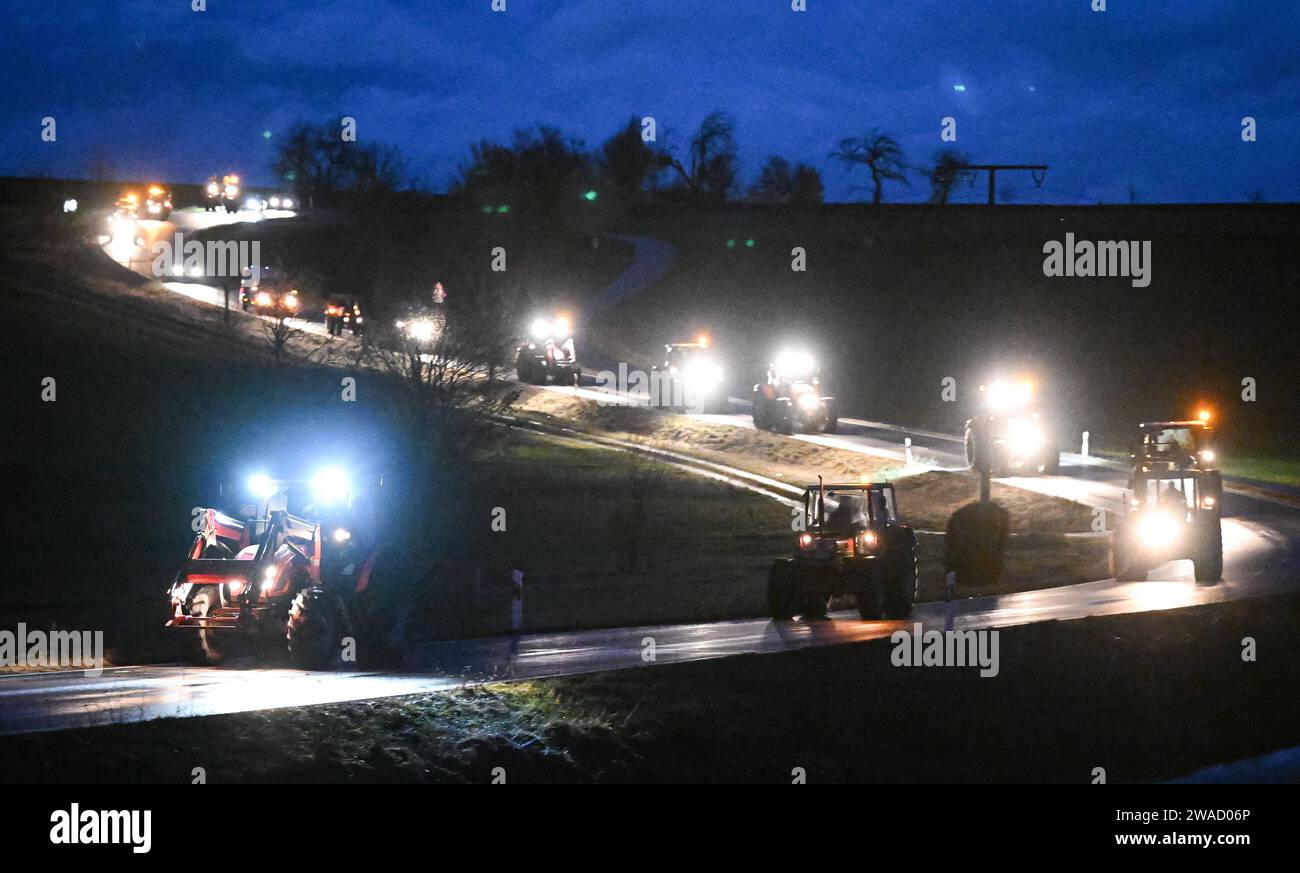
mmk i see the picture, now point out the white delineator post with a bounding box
[904,437,913,466]
[1082,430,1090,458]
[511,569,524,633]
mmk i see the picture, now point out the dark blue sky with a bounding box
[4,0,1298,203]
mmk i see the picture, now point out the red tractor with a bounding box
[767,480,917,620]
[166,468,390,668]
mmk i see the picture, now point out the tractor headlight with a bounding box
[858,530,878,552]
[774,349,815,380]
[248,473,278,498]
[407,318,436,342]
[1199,449,1215,463]
[284,294,300,310]
[1006,417,1043,455]
[1137,511,1181,548]
[311,466,351,505]
[332,527,351,543]
[207,183,219,195]
[282,198,294,209]
[269,197,281,208]
[530,318,551,340]
[797,392,821,411]
[254,291,273,306]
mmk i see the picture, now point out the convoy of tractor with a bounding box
[114,181,1222,662]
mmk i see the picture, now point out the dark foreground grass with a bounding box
[6,592,1298,783]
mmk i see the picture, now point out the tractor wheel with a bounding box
[798,588,830,620]
[1112,536,1147,582]
[287,588,340,670]
[1194,521,1223,584]
[775,402,793,435]
[189,586,228,665]
[752,394,768,430]
[884,551,918,619]
[822,400,838,434]
[767,560,797,620]
[856,579,885,620]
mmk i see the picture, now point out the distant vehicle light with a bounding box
[188,265,204,278]
[62,198,78,213]
[799,533,813,548]
[332,528,351,543]
[207,182,219,195]
[1199,449,1215,462]
[255,291,273,307]
[172,264,184,276]
[407,317,436,342]
[245,197,263,211]
[282,198,293,209]
[1197,409,1212,423]
[268,197,281,208]
[283,294,300,310]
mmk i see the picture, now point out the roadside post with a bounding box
[511,569,524,633]
[1082,430,1090,458]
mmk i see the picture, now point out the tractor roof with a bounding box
[803,482,892,492]
[1140,421,1210,429]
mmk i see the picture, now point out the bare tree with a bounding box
[664,110,738,203]
[925,149,970,205]
[830,129,908,204]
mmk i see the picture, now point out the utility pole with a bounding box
[954,163,1048,205]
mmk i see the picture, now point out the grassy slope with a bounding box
[6,592,1298,783]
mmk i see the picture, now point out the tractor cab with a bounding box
[1134,419,1216,471]
[1113,466,1223,583]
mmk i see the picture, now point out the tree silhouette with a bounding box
[830,129,908,204]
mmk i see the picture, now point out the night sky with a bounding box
[4,0,1298,203]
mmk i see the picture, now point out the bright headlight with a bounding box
[269,197,281,208]
[1006,417,1043,454]
[255,291,273,306]
[797,391,821,411]
[332,528,351,543]
[282,198,294,209]
[554,315,571,337]
[530,318,551,340]
[247,473,277,499]
[311,466,351,505]
[774,349,815,379]
[207,183,219,195]
[407,318,436,341]
[1137,511,1181,547]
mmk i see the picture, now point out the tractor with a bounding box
[653,333,729,413]
[165,468,392,668]
[964,376,1059,475]
[326,296,366,337]
[240,266,301,316]
[1112,465,1223,583]
[752,349,836,434]
[767,480,917,620]
[205,173,242,213]
[115,184,172,221]
[516,313,579,385]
